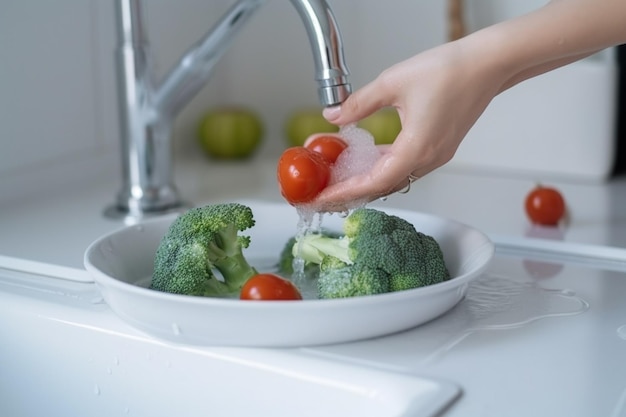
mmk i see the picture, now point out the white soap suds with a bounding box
[330,124,381,185]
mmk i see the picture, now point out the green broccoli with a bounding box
[150,203,258,297]
[277,236,300,275]
[294,207,450,299]
[317,255,390,299]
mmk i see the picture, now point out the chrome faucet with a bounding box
[106,0,351,222]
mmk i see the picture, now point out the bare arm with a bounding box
[312,0,626,212]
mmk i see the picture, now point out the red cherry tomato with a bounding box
[240,273,303,301]
[277,147,330,204]
[305,135,347,164]
[525,185,566,226]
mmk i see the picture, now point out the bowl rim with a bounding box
[84,208,495,310]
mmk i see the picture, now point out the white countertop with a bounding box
[2,155,626,271]
[2,155,626,416]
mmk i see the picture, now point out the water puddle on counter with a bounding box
[609,386,626,417]
[422,273,589,363]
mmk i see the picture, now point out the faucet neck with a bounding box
[108,0,183,223]
[107,0,351,223]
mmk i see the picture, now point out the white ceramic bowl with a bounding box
[84,200,494,347]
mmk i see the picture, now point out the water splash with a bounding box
[291,208,326,282]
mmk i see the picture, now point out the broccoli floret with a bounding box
[317,256,389,299]
[150,203,257,297]
[294,207,449,299]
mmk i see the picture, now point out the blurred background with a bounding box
[0,0,619,206]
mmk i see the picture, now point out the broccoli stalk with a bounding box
[150,203,258,297]
[276,229,344,276]
[293,207,450,299]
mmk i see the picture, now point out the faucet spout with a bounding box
[106,0,351,223]
[289,0,352,106]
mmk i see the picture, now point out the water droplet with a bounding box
[124,407,130,414]
[560,289,576,297]
[617,325,626,340]
[379,196,388,202]
[91,296,105,304]
[94,384,101,396]
[172,323,181,336]
[106,367,112,375]
[114,356,119,365]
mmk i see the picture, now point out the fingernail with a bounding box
[323,106,341,121]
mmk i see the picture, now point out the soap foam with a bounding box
[330,124,381,185]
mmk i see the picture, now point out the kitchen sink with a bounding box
[0,267,459,417]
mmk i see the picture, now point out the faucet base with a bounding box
[104,203,189,225]
[104,182,188,224]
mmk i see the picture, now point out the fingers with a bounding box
[312,173,416,213]
[311,150,418,212]
[323,74,395,126]
[309,123,450,212]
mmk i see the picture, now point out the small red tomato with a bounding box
[305,135,347,164]
[277,147,330,204]
[525,185,566,226]
[240,273,303,301]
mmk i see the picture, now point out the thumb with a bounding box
[323,77,393,125]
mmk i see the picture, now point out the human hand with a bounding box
[308,0,626,213]
[310,40,507,212]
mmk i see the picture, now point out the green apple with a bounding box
[284,108,340,147]
[197,107,263,159]
[358,108,401,145]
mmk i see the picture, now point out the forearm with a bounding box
[313,0,626,211]
[499,51,597,92]
[461,0,626,91]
